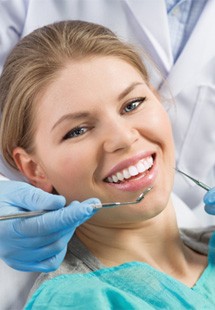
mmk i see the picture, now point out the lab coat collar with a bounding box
[125,0,214,97]
[160,0,215,97]
[124,0,173,74]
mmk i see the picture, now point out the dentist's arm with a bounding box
[0,0,26,72]
[204,187,215,215]
[0,180,99,272]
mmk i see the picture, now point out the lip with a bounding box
[104,151,155,179]
[104,152,157,192]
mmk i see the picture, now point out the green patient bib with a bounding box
[25,233,215,309]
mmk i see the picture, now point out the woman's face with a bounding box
[29,56,175,224]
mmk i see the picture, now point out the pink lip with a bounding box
[105,154,157,192]
[104,151,155,179]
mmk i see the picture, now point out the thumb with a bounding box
[61,198,101,228]
[204,188,215,215]
[14,198,101,236]
[203,187,215,206]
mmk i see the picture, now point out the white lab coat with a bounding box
[0,0,214,309]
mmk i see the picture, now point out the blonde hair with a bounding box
[0,20,149,169]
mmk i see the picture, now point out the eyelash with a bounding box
[63,97,147,140]
[122,97,146,114]
[63,126,89,140]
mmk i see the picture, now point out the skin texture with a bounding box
[15,56,175,219]
[13,56,207,286]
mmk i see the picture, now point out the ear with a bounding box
[13,147,53,193]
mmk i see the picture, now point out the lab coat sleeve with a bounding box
[0,0,28,73]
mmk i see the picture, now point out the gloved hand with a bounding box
[204,187,215,215]
[0,180,100,272]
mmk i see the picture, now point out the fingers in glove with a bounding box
[13,199,100,236]
[5,248,67,272]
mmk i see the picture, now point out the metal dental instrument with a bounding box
[92,187,152,209]
[175,168,211,191]
[0,187,152,221]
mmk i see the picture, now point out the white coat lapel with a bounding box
[161,0,215,97]
[124,0,173,74]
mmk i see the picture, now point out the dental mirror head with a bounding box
[93,187,153,209]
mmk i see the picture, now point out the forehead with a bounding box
[38,56,145,107]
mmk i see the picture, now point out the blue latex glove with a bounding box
[0,181,100,272]
[204,187,215,215]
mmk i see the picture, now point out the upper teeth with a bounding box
[107,155,153,183]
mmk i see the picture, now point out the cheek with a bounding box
[48,155,86,197]
[38,145,97,202]
[139,106,174,148]
[155,111,175,168]
[159,113,175,150]
[139,107,175,183]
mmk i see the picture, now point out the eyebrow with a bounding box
[51,111,90,131]
[118,82,144,101]
[52,82,144,131]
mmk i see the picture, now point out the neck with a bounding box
[77,202,182,266]
[76,199,207,287]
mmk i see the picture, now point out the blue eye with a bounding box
[123,97,146,113]
[63,127,88,140]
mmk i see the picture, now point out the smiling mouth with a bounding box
[104,155,154,184]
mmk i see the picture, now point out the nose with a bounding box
[103,118,139,153]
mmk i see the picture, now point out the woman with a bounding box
[0,21,214,309]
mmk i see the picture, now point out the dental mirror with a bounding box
[0,187,153,221]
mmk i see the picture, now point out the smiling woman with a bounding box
[0,21,215,309]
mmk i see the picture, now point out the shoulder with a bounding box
[24,262,152,310]
[27,234,104,299]
[26,251,88,301]
[25,271,118,309]
[180,226,215,254]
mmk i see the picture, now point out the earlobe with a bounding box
[13,147,53,193]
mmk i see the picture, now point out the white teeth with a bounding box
[107,155,154,183]
[107,177,113,182]
[116,172,124,181]
[123,169,131,179]
[136,161,146,173]
[112,175,118,183]
[147,156,153,165]
[128,166,138,176]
